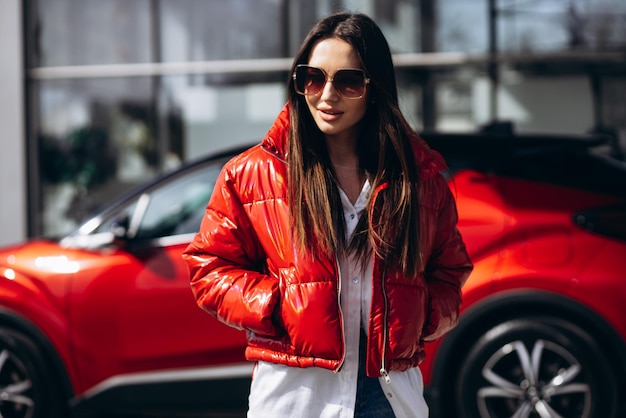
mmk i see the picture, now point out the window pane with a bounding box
[498,0,626,53]
[162,75,286,161]
[436,0,626,54]
[27,0,152,67]
[33,76,285,237]
[27,0,287,67]
[438,0,489,53]
[35,77,159,236]
[160,0,286,61]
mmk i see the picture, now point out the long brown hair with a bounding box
[288,12,423,277]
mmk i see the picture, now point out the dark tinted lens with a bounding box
[334,69,366,98]
[295,66,325,95]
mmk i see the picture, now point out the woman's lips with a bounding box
[318,108,342,121]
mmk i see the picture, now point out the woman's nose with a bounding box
[319,79,340,101]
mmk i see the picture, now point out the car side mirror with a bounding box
[110,215,131,241]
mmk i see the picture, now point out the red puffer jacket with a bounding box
[183,104,472,378]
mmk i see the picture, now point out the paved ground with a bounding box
[99,412,246,418]
[101,414,245,418]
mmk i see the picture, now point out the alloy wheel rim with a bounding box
[0,348,35,418]
[476,339,591,418]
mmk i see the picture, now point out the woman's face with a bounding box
[304,38,368,144]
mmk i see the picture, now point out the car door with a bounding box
[67,157,247,393]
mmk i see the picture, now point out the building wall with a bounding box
[0,0,26,246]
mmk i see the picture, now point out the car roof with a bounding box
[420,130,625,198]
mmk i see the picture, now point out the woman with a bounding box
[183,12,472,418]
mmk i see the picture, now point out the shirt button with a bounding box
[352,277,359,284]
[350,214,355,220]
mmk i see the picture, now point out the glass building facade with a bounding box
[21,0,626,237]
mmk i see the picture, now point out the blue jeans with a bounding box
[354,329,395,417]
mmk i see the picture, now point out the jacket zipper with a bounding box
[367,183,392,383]
[379,266,391,384]
[336,257,346,371]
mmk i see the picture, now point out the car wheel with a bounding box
[0,327,67,418]
[453,317,617,418]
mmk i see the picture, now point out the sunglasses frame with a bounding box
[292,65,371,99]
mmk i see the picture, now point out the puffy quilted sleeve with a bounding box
[422,173,473,342]
[182,160,282,337]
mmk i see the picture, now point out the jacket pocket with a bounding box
[384,278,429,359]
[277,267,343,360]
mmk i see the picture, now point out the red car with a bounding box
[0,129,625,418]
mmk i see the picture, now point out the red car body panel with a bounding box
[0,132,625,417]
[420,170,626,383]
[1,239,247,397]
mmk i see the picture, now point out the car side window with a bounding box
[132,161,224,240]
[92,202,137,236]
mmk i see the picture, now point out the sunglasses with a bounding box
[293,65,370,99]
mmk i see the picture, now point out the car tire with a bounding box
[0,326,67,418]
[452,317,617,418]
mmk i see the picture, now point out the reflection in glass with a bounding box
[34,75,287,237]
[27,0,152,67]
[133,162,225,240]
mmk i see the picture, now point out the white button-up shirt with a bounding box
[247,180,429,418]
